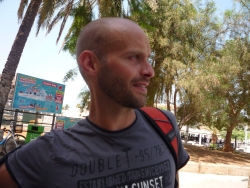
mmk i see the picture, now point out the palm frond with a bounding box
[98,0,123,18]
[36,0,56,36]
[62,67,79,83]
[45,0,74,43]
[56,2,73,44]
[17,0,29,21]
[46,7,65,34]
[62,1,93,55]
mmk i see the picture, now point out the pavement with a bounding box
[181,161,250,177]
[179,160,250,188]
[179,171,249,188]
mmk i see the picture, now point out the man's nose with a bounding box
[141,61,155,78]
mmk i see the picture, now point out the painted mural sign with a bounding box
[55,118,65,129]
[55,116,82,129]
[12,73,65,114]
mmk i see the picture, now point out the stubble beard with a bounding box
[97,63,147,108]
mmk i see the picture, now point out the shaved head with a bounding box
[76,18,144,80]
[76,17,153,110]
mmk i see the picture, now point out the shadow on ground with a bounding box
[184,144,250,166]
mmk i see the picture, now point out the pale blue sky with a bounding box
[0,1,84,109]
[0,0,236,110]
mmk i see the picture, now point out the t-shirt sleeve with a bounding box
[6,131,55,187]
[164,110,190,170]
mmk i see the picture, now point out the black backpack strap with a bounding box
[138,107,179,188]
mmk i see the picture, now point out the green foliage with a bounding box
[63,0,127,56]
[44,0,250,151]
[63,1,93,56]
[98,0,124,17]
[220,128,250,141]
[238,0,250,13]
[129,0,223,128]
[8,0,248,149]
[62,67,79,83]
[77,87,90,113]
[62,104,70,110]
[208,143,222,150]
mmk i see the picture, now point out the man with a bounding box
[0,18,189,188]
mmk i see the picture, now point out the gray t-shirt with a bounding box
[7,109,189,188]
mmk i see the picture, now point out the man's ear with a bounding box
[78,51,99,76]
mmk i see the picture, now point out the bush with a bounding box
[209,143,217,150]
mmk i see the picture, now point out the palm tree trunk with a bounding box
[0,0,42,109]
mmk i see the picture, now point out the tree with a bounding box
[0,0,42,110]
[220,128,250,142]
[63,0,125,56]
[237,0,250,12]
[0,0,75,110]
[62,0,126,83]
[129,0,222,129]
[62,104,70,110]
[76,88,90,113]
[61,0,127,109]
[0,0,129,115]
[212,39,250,151]
[200,8,250,151]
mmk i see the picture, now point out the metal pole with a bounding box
[35,111,38,125]
[185,125,189,144]
[245,126,248,152]
[14,109,18,127]
[235,136,237,149]
[199,131,202,146]
[0,108,3,129]
[51,113,56,130]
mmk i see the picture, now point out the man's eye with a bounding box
[130,55,139,60]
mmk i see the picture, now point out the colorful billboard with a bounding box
[55,116,82,129]
[12,73,65,114]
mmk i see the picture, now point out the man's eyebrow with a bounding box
[122,50,151,56]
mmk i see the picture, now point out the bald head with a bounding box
[76,18,141,60]
[76,18,145,80]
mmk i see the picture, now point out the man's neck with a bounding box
[88,105,136,131]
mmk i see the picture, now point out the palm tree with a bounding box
[0,0,42,109]
[62,0,125,56]
[0,0,126,111]
[0,0,75,110]
[63,104,70,110]
[59,0,126,110]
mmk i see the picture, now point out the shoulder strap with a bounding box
[138,107,179,188]
[138,107,179,167]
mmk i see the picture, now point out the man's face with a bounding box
[97,26,155,108]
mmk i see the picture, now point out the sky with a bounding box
[0,0,237,115]
[0,1,85,113]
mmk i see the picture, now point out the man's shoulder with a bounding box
[159,109,177,125]
[159,109,175,118]
[44,119,86,137]
[137,107,177,125]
